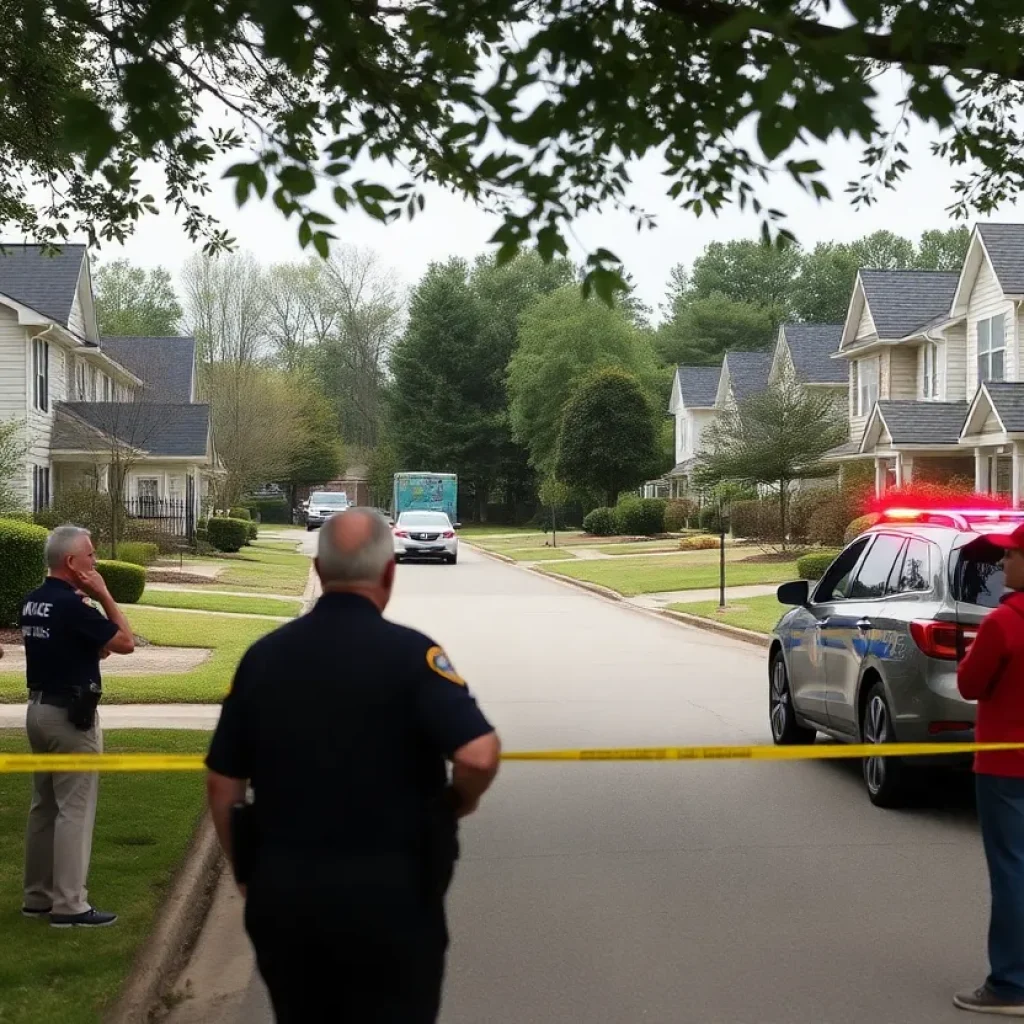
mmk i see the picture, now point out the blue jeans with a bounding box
[977,774,1024,999]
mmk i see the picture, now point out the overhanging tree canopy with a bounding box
[5,1,1024,295]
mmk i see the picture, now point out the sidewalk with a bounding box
[0,704,220,729]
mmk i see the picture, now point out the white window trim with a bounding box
[856,356,879,417]
[978,312,1007,384]
[922,343,940,400]
[136,476,161,501]
[32,338,49,412]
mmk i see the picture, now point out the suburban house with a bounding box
[714,349,773,411]
[828,224,1024,504]
[768,322,846,405]
[0,244,218,533]
[663,364,721,497]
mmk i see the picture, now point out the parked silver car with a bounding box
[393,511,459,564]
[769,508,1024,807]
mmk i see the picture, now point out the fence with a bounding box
[123,497,195,541]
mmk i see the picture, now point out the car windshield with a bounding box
[954,538,1006,608]
[310,493,347,506]
[400,512,450,528]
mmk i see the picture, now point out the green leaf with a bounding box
[312,231,331,258]
[756,107,799,161]
[298,219,312,248]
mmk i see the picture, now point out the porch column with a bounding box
[902,456,914,485]
[976,447,991,494]
[1014,443,1023,509]
[874,457,887,498]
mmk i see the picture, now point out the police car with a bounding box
[769,507,1024,807]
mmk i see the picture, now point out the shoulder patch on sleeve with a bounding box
[426,645,465,686]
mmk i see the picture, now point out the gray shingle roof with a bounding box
[859,270,959,339]
[874,401,968,445]
[977,224,1024,295]
[822,441,862,460]
[781,323,845,383]
[52,402,210,457]
[0,244,86,328]
[726,350,773,402]
[99,337,195,402]
[674,365,721,409]
[984,382,1024,433]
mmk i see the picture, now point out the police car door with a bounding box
[823,533,908,738]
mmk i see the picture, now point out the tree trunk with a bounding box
[606,488,618,508]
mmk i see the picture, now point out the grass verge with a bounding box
[0,608,279,704]
[502,548,577,562]
[138,590,301,618]
[0,729,208,1024]
[595,540,689,556]
[542,556,800,597]
[209,545,310,596]
[668,595,787,635]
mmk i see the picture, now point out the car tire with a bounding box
[769,651,816,745]
[447,554,458,565]
[861,681,911,809]
[306,525,313,532]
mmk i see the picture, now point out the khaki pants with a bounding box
[23,698,102,916]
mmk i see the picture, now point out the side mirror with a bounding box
[777,580,810,607]
[453,522,462,530]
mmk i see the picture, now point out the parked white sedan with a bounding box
[393,511,459,565]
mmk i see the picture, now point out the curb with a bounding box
[472,542,771,650]
[106,814,223,1024]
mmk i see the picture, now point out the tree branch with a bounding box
[645,0,1024,81]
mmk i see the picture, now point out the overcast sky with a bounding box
[105,99,1021,323]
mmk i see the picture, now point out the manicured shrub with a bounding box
[845,514,880,544]
[663,498,696,532]
[98,541,159,567]
[0,518,47,626]
[207,517,250,553]
[0,510,33,523]
[698,504,725,534]
[245,521,258,544]
[614,497,665,536]
[582,507,617,536]
[247,498,290,524]
[228,506,251,520]
[95,560,146,603]
[796,550,842,581]
[729,499,783,542]
[679,534,720,551]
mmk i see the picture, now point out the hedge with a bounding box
[845,514,879,544]
[245,521,258,544]
[0,518,48,626]
[98,541,159,567]
[228,507,251,521]
[679,534,720,551]
[698,505,725,534]
[96,560,146,604]
[614,497,665,536]
[729,499,782,542]
[796,550,842,581]
[208,517,250,553]
[247,498,291,524]
[663,498,696,532]
[0,510,34,523]
[582,507,617,536]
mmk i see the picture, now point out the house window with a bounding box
[32,465,51,511]
[978,313,1006,383]
[32,338,49,412]
[856,357,879,416]
[90,366,98,401]
[137,478,160,501]
[75,358,87,401]
[103,374,112,401]
[679,418,689,455]
[923,344,939,399]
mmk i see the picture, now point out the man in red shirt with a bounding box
[955,523,1024,1016]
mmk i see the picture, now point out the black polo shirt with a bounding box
[21,577,119,695]
[206,592,495,858]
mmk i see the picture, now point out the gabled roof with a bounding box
[862,400,969,450]
[99,336,195,403]
[962,382,1024,438]
[780,323,845,383]
[674,365,721,409]
[0,244,87,327]
[724,350,772,403]
[52,402,210,458]
[858,270,960,339]
[976,224,1024,295]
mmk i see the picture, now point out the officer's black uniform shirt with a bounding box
[21,577,119,695]
[206,592,495,858]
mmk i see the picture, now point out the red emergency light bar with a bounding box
[879,507,1024,530]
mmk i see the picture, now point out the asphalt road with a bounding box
[235,542,990,1024]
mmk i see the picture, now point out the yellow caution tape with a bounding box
[0,741,1018,774]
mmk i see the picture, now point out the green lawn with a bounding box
[502,547,577,562]
[542,555,800,597]
[0,607,279,704]
[670,594,788,635]
[470,531,587,551]
[595,540,690,556]
[139,590,301,618]
[209,545,310,596]
[0,729,209,1024]
[458,525,546,539]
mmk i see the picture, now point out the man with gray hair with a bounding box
[21,524,135,928]
[206,508,500,1022]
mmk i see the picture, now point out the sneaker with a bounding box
[50,907,117,929]
[954,985,1024,1016]
[21,905,51,919]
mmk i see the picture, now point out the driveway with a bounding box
[212,544,986,1023]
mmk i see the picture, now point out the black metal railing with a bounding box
[123,497,195,539]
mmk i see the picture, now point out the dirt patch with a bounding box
[147,570,217,586]
[0,645,209,675]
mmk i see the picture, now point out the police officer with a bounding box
[21,524,135,928]
[205,508,500,1023]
